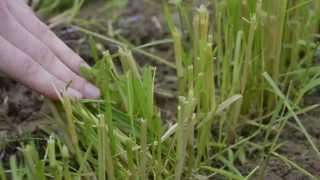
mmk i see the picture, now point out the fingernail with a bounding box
[66,89,83,99]
[84,83,101,99]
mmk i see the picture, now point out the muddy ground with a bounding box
[0,0,320,179]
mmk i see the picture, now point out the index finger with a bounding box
[5,0,89,75]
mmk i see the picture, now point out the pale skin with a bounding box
[0,0,100,100]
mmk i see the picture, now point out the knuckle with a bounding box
[39,26,50,36]
[22,59,39,77]
[39,26,55,41]
[38,46,56,65]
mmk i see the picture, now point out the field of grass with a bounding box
[1,0,320,179]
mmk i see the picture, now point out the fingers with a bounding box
[1,0,100,99]
[0,36,82,100]
[5,0,89,74]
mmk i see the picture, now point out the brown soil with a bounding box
[239,111,320,179]
[0,76,47,141]
[1,0,319,179]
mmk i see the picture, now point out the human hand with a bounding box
[0,0,100,100]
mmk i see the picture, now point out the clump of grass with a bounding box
[165,0,319,171]
[2,0,320,179]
